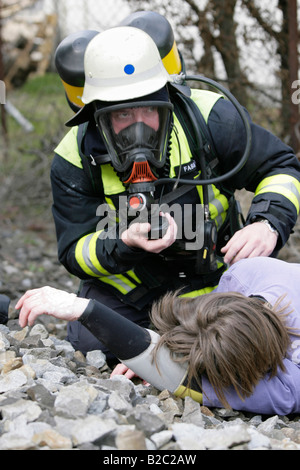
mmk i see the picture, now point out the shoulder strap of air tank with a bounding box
[170,88,219,176]
[77,122,104,194]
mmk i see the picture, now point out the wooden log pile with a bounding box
[1,0,57,89]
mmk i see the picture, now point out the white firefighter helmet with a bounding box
[81,26,172,103]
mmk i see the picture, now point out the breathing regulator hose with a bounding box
[154,73,252,188]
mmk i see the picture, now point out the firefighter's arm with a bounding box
[209,99,300,249]
[221,220,278,265]
[51,154,148,279]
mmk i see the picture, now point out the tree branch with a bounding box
[241,0,281,41]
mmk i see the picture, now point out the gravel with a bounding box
[1,219,300,451]
[0,319,300,451]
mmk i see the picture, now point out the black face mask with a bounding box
[114,121,159,164]
[94,100,174,177]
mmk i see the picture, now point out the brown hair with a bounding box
[150,291,292,408]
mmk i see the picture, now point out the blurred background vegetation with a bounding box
[0,73,70,225]
[0,0,299,230]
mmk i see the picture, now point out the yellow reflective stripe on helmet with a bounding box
[162,40,182,75]
[255,175,300,214]
[62,80,84,108]
[174,385,203,404]
[98,274,137,295]
[75,232,110,277]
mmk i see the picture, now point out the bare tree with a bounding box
[126,0,299,150]
[126,0,248,103]
[0,0,8,150]
[241,0,299,150]
[163,0,247,104]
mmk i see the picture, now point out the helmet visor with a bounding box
[94,101,173,173]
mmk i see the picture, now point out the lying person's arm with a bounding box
[16,287,300,415]
[17,287,188,395]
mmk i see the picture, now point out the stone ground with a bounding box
[1,191,300,450]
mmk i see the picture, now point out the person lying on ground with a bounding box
[16,256,300,415]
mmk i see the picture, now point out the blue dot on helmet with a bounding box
[124,64,135,75]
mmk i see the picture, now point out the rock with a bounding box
[0,398,42,422]
[0,369,29,393]
[1,225,300,450]
[32,429,73,450]
[54,381,98,418]
[68,416,117,447]
[115,429,147,450]
[86,349,106,369]
[127,405,166,437]
[182,396,204,427]
[150,430,173,449]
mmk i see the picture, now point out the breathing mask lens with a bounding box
[94,101,173,174]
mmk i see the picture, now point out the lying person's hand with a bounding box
[110,362,149,385]
[16,286,89,327]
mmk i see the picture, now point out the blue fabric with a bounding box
[202,257,300,415]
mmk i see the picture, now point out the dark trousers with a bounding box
[66,280,152,367]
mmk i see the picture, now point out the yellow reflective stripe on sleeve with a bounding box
[126,270,142,284]
[75,234,141,293]
[255,175,300,214]
[174,385,203,404]
[179,285,218,298]
[207,187,229,226]
[98,274,137,295]
[88,232,111,276]
[75,232,110,277]
[195,183,229,228]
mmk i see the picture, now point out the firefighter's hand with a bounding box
[221,222,278,265]
[16,287,89,327]
[121,212,177,253]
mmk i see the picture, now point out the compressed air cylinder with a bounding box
[119,11,182,75]
[54,30,99,111]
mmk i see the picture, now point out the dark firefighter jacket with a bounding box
[51,89,300,308]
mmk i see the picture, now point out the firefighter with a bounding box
[51,23,300,367]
